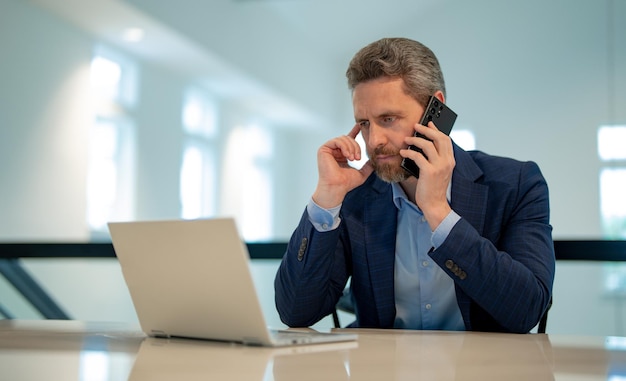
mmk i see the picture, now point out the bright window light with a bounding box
[90,57,121,101]
[179,88,218,220]
[222,124,273,241]
[599,168,626,239]
[598,125,626,161]
[600,168,626,219]
[180,144,216,219]
[87,48,137,236]
[182,90,217,138]
[183,100,203,130]
[242,124,273,241]
[180,146,203,219]
[599,125,626,295]
[87,121,118,230]
[450,130,476,151]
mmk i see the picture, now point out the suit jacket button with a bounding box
[445,260,454,269]
[297,238,307,261]
[459,271,467,280]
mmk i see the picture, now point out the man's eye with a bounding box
[383,116,395,124]
[359,121,370,129]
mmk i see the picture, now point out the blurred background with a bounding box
[1,0,625,335]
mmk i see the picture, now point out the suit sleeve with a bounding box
[429,161,555,333]
[274,210,350,327]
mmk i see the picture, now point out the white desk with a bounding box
[1,320,625,380]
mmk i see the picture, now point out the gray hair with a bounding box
[346,38,446,107]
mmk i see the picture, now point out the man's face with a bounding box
[352,77,425,183]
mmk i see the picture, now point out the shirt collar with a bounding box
[391,180,452,210]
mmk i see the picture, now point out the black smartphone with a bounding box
[401,96,457,178]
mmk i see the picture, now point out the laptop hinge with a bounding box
[150,330,171,339]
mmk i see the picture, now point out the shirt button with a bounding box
[421,216,426,223]
[322,223,329,229]
[425,304,432,310]
[422,260,429,267]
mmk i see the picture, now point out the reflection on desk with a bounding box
[1,320,625,380]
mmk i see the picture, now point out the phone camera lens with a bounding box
[430,108,436,114]
[427,115,433,122]
[433,100,439,107]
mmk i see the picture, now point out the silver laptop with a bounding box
[108,218,357,347]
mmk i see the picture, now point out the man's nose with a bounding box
[368,124,387,148]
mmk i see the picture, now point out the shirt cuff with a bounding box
[307,198,342,232]
[431,210,461,249]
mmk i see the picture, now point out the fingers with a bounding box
[338,135,362,162]
[401,121,454,170]
[415,121,439,140]
[321,132,362,162]
[406,122,452,155]
[348,123,361,139]
[336,124,363,161]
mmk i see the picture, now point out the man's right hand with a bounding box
[312,124,374,209]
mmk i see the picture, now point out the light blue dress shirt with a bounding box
[390,183,464,330]
[307,182,465,331]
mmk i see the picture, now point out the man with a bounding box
[274,38,554,333]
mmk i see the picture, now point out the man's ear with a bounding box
[433,90,446,104]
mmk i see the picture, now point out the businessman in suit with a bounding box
[274,38,555,333]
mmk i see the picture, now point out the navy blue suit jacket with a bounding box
[275,144,555,333]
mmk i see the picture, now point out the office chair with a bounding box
[332,288,354,328]
[537,297,551,334]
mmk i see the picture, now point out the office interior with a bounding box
[1,0,625,336]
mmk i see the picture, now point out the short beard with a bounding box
[369,146,410,183]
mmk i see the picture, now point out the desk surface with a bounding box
[1,320,625,380]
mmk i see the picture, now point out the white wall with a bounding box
[0,0,92,240]
[1,0,625,335]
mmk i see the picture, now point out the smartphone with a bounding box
[401,96,457,178]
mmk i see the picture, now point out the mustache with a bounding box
[371,146,400,156]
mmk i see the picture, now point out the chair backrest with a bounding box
[537,297,552,333]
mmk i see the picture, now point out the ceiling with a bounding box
[28,0,443,127]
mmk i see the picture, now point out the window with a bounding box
[598,125,626,238]
[450,129,476,151]
[599,126,626,297]
[87,46,137,236]
[180,143,217,219]
[179,88,218,219]
[221,124,273,241]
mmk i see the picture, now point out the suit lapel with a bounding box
[450,144,488,234]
